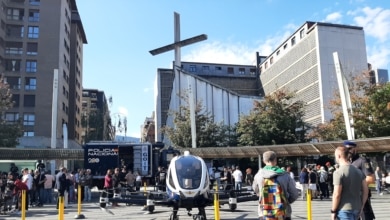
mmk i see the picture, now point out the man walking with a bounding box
[232,166,243,191]
[331,146,368,220]
[344,141,376,220]
[374,167,383,195]
[253,151,298,220]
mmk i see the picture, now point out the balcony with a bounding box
[6,0,25,6]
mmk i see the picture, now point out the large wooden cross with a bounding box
[149,12,207,148]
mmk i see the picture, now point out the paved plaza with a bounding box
[0,191,389,220]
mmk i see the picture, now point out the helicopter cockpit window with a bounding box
[175,157,202,189]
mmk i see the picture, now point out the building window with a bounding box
[6,8,24,21]
[202,66,209,72]
[25,77,36,90]
[24,131,35,137]
[5,42,23,55]
[27,26,39,39]
[283,43,288,50]
[27,43,38,55]
[265,62,268,69]
[4,76,21,89]
[250,68,256,75]
[12,94,20,107]
[5,59,21,71]
[227,67,234,74]
[276,50,280,56]
[82,91,89,97]
[28,10,40,22]
[24,95,35,107]
[23,113,35,126]
[6,25,24,38]
[238,68,245,75]
[189,65,196,72]
[26,60,37,72]
[300,29,305,39]
[29,0,40,6]
[215,66,222,71]
[5,113,19,123]
[291,36,296,46]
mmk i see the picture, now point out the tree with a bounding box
[161,91,237,148]
[309,75,390,141]
[236,89,309,146]
[81,110,113,143]
[0,75,23,147]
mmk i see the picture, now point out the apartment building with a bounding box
[259,21,368,126]
[0,0,87,148]
[81,89,114,144]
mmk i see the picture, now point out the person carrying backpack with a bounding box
[253,151,299,220]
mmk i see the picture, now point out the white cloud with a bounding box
[352,7,390,42]
[182,41,256,65]
[323,12,343,23]
[347,6,390,69]
[117,106,128,116]
[367,46,390,69]
[182,24,296,66]
[128,131,141,138]
[143,87,153,92]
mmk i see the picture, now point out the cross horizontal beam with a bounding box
[149,34,208,56]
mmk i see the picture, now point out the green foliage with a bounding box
[82,110,113,143]
[236,89,309,146]
[161,90,237,148]
[309,76,390,141]
[0,75,23,147]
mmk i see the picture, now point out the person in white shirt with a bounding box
[232,166,243,191]
[21,168,33,210]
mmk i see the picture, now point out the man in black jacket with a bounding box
[344,141,375,220]
[55,167,67,209]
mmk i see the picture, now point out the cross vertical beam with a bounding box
[150,12,207,148]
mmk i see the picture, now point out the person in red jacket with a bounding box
[14,178,28,214]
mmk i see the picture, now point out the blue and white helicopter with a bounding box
[157,150,213,220]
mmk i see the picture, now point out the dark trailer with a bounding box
[83,142,178,188]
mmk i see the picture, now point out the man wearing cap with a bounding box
[344,141,375,220]
[253,151,298,220]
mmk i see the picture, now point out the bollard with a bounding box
[113,190,121,199]
[74,184,85,219]
[146,197,155,213]
[228,190,237,211]
[214,184,220,220]
[306,189,312,220]
[21,189,26,220]
[99,190,108,208]
[58,196,64,220]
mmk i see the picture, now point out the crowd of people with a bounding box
[0,162,96,216]
[2,141,390,219]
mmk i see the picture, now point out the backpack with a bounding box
[260,177,286,219]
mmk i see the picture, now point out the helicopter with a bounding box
[157,150,213,220]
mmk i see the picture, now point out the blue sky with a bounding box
[77,0,390,138]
